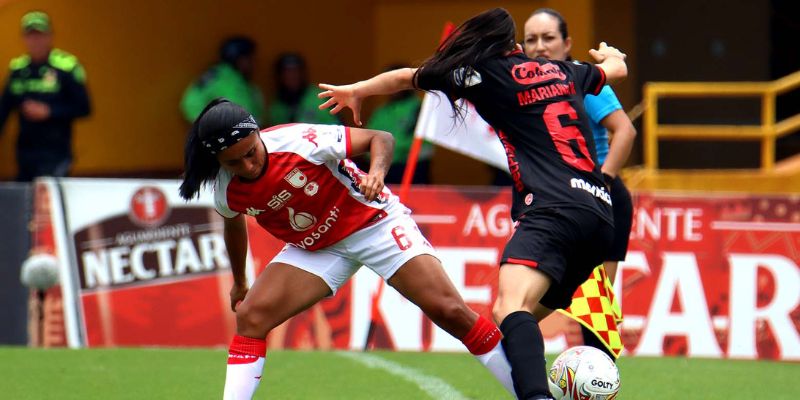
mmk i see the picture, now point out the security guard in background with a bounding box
[0,11,91,182]
[180,36,266,124]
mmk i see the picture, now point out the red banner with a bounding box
[47,180,799,360]
[248,187,800,360]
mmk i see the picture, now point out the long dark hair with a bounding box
[179,98,255,200]
[413,8,517,114]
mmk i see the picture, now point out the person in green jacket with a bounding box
[180,37,266,124]
[267,53,339,125]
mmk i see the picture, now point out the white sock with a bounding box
[462,315,516,397]
[223,356,265,400]
[223,335,267,400]
[475,341,516,397]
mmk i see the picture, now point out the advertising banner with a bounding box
[249,187,800,360]
[47,179,799,360]
[55,178,254,347]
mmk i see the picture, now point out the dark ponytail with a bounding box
[179,98,256,200]
[413,8,517,116]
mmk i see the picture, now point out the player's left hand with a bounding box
[21,100,51,121]
[318,83,364,126]
[359,171,385,202]
[229,282,249,312]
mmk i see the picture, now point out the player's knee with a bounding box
[235,301,276,336]
[492,296,522,325]
[427,297,471,327]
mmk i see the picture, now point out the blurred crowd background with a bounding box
[0,0,797,185]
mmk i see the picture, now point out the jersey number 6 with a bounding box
[543,101,595,172]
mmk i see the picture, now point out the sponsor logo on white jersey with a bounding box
[304,181,319,196]
[268,189,293,211]
[284,168,308,188]
[294,206,341,249]
[288,207,317,231]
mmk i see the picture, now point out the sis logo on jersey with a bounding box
[511,61,566,85]
[268,189,293,211]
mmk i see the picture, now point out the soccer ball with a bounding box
[20,254,60,290]
[548,346,620,400]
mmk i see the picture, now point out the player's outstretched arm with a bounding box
[349,128,395,201]
[590,42,628,84]
[318,68,417,126]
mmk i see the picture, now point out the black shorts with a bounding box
[500,208,614,310]
[608,176,633,262]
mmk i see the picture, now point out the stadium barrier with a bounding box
[29,178,800,361]
[644,70,800,171]
[0,183,33,345]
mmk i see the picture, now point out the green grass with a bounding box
[0,347,797,399]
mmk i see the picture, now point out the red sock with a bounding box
[228,335,266,365]
[461,315,502,355]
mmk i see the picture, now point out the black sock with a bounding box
[580,324,617,362]
[499,311,551,400]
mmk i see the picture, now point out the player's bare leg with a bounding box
[388,254,515,395]
[224,262,331,400]
[493,263,554,400]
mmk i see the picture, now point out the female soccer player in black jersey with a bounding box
[319,8,627,399]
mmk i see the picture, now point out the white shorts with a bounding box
[270,203,437,294]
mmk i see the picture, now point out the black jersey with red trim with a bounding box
[416,51,613,223]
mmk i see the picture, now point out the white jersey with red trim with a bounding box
[214,123,398,251]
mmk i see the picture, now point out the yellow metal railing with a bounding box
[644,70,800,171]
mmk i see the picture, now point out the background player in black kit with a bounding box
[319,8,627,399]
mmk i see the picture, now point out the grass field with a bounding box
[1,347,798,399]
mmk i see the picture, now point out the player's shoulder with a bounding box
[259,123,310,150]
[585,85,620,107]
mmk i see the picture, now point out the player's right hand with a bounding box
[589,42,627,63]
[318,83,364,126]
[230,282,249,312]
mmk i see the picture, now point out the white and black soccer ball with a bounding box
[548,346,620,400]
[20,254,60,290]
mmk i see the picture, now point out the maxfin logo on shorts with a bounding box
[287,207,317,231]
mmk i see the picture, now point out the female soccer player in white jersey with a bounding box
[178,98,514,400]
[318,8,627,399]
